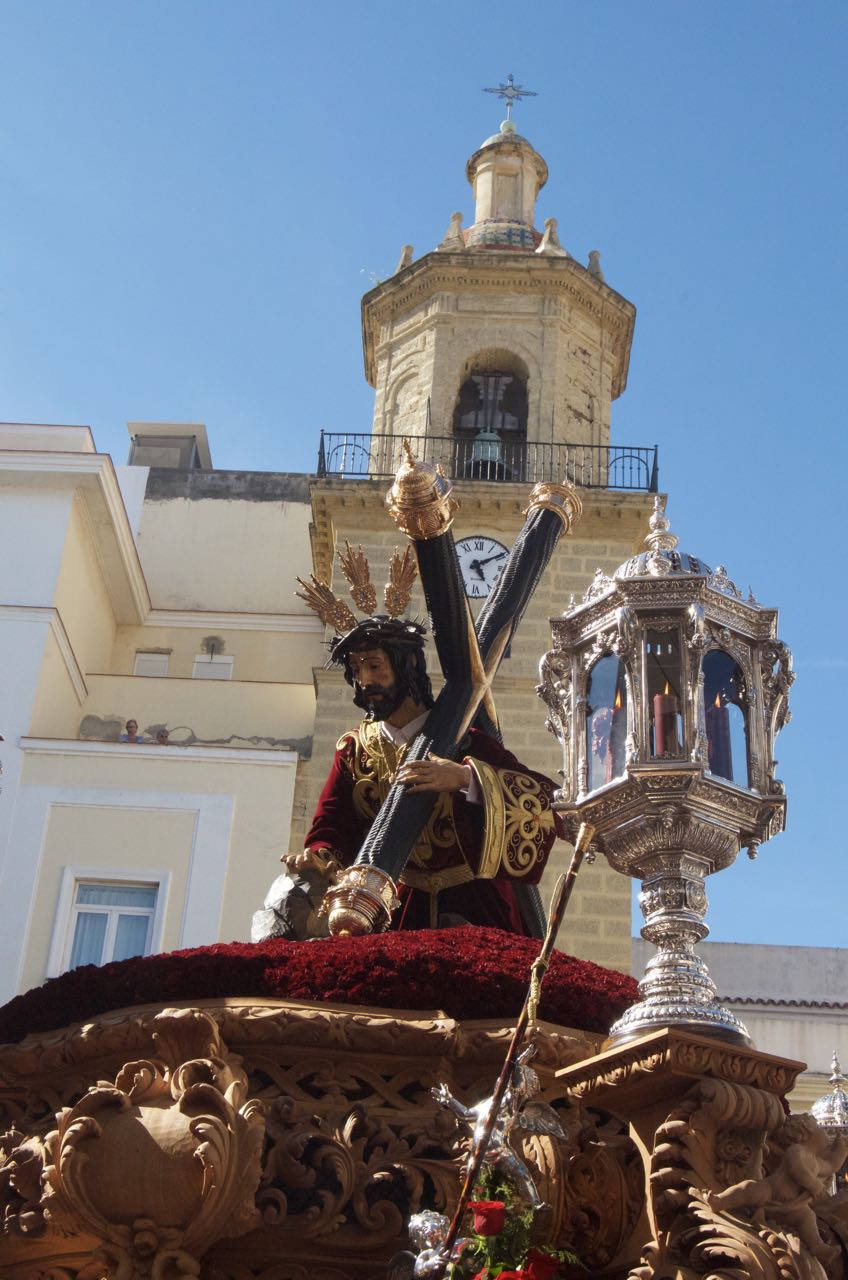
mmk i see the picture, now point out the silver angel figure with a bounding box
[387,1211,468,1280]
[432,1045,571,1205]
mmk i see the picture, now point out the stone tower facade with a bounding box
[362,120,636,457]
[294,120,659,974]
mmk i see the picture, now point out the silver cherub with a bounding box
[387,1210,469,1280]
[432,1045,572,1205]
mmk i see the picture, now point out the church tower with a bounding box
[361,117,637,474]
[301,101,660,975]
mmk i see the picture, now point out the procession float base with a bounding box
[2,931,846,1280]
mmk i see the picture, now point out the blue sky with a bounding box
[2,2,846,949]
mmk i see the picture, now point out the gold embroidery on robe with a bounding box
[464,758,505,880]
[337,724,554,883]
[338,723,462,873]
[501,770,556,876]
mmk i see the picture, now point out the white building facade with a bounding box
[0,421,320,1003]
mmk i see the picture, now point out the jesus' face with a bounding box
[346,646,406,721]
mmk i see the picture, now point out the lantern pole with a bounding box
[431,821,595,1280]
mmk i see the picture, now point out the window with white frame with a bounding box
[48,870,169,977]
[134,651,170,677]
[192,654,234,680]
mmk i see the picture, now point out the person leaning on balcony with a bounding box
[155,728,170,745]
[119,719,143,743]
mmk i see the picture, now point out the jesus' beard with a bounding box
[361,681,406,721]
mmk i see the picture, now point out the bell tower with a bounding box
[361,116,636,468]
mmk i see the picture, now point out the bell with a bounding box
[470,427,504,466]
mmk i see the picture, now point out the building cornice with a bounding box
[19,737,298,766]
[0,450,151,623]
[724,997,848,1012]
[0,453,325,651]
[361,251,636,398]
[146,609,323,634]
[308,478,656,583]
[0,605,88,702]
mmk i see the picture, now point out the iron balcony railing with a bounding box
[317,432,659,492]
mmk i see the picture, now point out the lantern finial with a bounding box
[645,496,679,553]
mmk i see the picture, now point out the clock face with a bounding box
[455,536,509,599]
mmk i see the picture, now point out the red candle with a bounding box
[706,693,733,779]
[653,682,680,756]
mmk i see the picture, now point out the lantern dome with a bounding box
[812,1053,848,1135]
[615,496,711,580]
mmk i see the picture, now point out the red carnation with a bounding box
[467,1200,506,1235]
[524,1250,562,1280]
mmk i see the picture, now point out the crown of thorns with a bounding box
[328,615,427,666]
[296,542,424,663]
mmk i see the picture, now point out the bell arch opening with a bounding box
[451,349,529,480]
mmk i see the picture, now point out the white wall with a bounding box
[4,741,298,1002]
[0,489,73,605]
[0,614,52,943]
[115,464,150,545]
[136,497,314,613]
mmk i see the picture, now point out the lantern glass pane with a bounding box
[586,654,628,790]
[645,628,684,758]
[703,649,749,786]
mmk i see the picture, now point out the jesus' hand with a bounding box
[396,753,473,794]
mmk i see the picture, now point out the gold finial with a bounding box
[338,541,377,613]
[295,575,357,632]
[523,481,583,533]
[385,445,459,540]
[384,545,418,617]
[323,865,400,937]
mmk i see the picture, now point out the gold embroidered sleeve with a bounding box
[466,759,556,879]
[464,758,505,879]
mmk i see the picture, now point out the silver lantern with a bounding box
[538,498,794,1046]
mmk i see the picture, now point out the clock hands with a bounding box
[468,550,507,580]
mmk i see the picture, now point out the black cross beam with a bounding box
[323,449,580,936]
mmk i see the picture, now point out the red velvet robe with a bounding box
[303,724,560,935]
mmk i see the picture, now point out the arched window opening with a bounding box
[702,650,749,787]
[586,654,628,791]
[452,355,528,481]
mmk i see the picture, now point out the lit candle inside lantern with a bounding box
[601,688,624,783]
[706,691,733,780]
[590,706,613,789]
[653,680,680,756]
[607,686,625,781]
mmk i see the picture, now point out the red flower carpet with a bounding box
[0,927,637,1045]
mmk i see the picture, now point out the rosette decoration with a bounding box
[13,1009,265,1280]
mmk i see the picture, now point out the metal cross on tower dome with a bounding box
[483,73,538,120]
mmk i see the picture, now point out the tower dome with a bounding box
[464,121,549,252]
